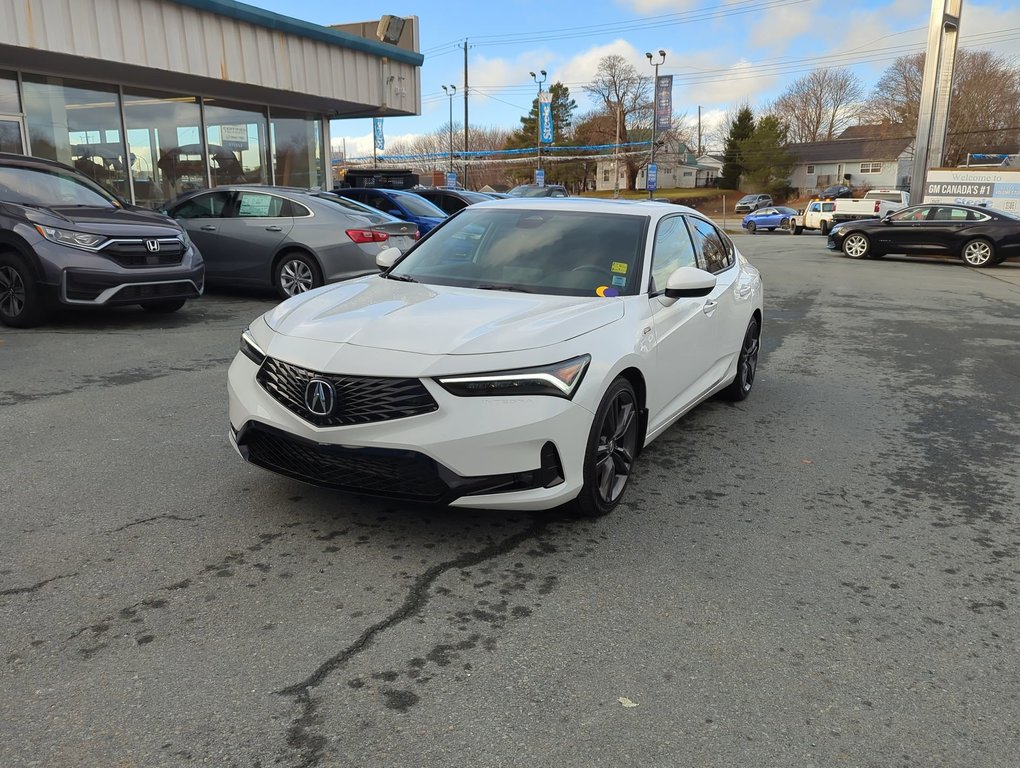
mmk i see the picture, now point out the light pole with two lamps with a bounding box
[645,50,666,199]
[441,84,456,182]
[529,69,547,180]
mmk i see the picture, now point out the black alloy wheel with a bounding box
[721,317,760,402]
[0,252,44,328]
[573,378,640,518]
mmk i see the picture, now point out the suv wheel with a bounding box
[0,252,46,328]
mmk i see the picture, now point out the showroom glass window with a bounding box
[270,110,324,189]
[203,100,268,187]
[0,70,19,113]
[687,216,734,273]
[123,88,205,210]
[22,75,129,198]
[650,215,697,293]
[0,70,21,154]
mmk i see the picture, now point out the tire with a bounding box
[572,377,641,518]
[793,224,803,235]
[820,219,830,236]
[721,317,760,402]
[780,217,790,231]
[746,221,756,234]
[0,251,46,328]
[274,251,323,300]
[842,232,871,259]
[140,297,187,313]
[960,238,998,268]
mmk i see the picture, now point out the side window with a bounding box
[172,191,232,219]
[808,202,820,213]
[366,192,399,215]
[287,200,312,218]
[650,216,698,293]
[236,192,285,218]
[687,216,734,273]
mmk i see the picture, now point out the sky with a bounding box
[245,0,1020,158]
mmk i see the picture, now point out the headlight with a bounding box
[34,225,108,251]
[239,327,266,365]
[436,355,590,399]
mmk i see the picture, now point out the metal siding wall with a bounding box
[0,0,418,114]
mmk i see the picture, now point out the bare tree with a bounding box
[864,49,1020,165]
[765,67,864,143]
[583,54,651,190]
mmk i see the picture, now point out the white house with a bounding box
[787,126,914,197]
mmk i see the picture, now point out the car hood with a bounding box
[17,204,183,236]
[264,276,625,355]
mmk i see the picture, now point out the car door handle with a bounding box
[265,225,283,232]
[199,225,217,231]
[703,299,718,316]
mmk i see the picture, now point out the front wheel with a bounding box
[275,252,323,299]
[746,221,756,234]
[0,252,46,328]
[961,238,998,267]
[572,378,640,518]
[792,224,803,235]
[721,317,760,402]
[842,232,871,259]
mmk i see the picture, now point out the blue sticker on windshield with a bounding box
[612,275,627,287]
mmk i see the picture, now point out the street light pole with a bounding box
[529,70,547,176]
[441,84,456,180]
[646,50,666,199]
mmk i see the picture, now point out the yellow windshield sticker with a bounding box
[611,262,628,274]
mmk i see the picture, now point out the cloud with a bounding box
[330,132,425,159]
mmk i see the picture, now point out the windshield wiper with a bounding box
[384,272,419,283]
[474,283,531,293]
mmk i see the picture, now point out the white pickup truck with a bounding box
[831,189,910,223]
[791,199,837,235]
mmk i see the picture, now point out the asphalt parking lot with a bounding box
[2,233,1018,768]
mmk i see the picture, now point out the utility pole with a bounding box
[463,39,469,188]
[697,106,703,156]
[442,85,456,179]
[530,69,547,176]
[613,102,621,199]
[646,50,665,199]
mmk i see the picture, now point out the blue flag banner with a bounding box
[655,75,673,132]
[538,92,553,144]
[647,163,657,192]
[373,118,385,151]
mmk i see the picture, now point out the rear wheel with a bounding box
[274,252,323,300]
[0,252,46,328]
[961,238,998,267]
[140,297,187,313]
[780,217,791,231]
[721,317,760,402]
[842,232,871,259]
[820,219,830,236]
[572,378,640,518]
[746,221,756,234]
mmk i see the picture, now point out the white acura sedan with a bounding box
[228,199,763,516]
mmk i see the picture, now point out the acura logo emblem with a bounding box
[304,378,335,416]
[145,239,161,253]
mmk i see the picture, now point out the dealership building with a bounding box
[0,0,422,208]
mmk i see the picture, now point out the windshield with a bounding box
[508,185,555,197]
[391,192,446,218]
[388,207,647,297]
[0,165,120,207]
[315,192,396,222]
[738,195,757,203]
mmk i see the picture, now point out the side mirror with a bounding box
[660,266,717,307]
[376,246,402,270]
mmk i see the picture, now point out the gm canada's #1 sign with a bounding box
[922,168,1020,214]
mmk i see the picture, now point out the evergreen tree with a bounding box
[505,82,577,149]
[738,115,794,197]
[720,105,754,189]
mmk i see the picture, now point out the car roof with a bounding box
[0,152,77,172]
[468,197,700,218]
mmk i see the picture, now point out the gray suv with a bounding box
[0,153,203,327]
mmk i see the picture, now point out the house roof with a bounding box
[789,136,913,164]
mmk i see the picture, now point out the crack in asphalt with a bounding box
[107,513,205,532]
[0,572,78,597]
[277,516,551,768]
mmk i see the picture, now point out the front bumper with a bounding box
[227,353,594,510]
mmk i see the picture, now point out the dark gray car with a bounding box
[166,186,417,299]
[0,153,203,328]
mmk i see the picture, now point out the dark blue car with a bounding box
[742,206,799,234]
[334,187,447,234]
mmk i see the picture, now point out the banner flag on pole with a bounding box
[655,75,673,131]
[373,118,385,151]
[538,92,554,144]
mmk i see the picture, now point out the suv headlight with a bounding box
[239,327,267,365]
[34,225,108,251]
[436,355,590,399]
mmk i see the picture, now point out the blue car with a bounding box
[334,187,447,234]
[742,206,799,234]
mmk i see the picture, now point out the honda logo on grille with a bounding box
[304,378,335,416]
[145,239,161,253]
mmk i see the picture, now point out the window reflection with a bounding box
[123,89,205,209]
[0,70,19,113]
[270,110,324,189]
[204,100,268,186]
